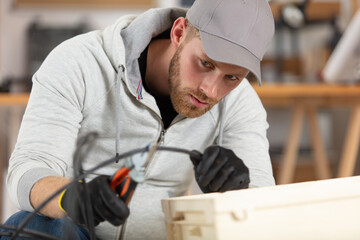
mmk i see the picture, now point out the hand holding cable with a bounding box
[59,175,129,226]
[190,146,250,193]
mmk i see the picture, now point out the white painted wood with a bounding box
[162,176,360,240]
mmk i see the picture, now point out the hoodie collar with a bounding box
[120,8,187,99]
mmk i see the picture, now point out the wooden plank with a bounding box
[269,2,283,20]
[254,84,360,98]
[277,104,305,184]
[305,2,341,21]
[353,0,359,11]
[262,57,303,75]
[0,93,29,106]
[306,106,331,180]
[269,1,341,21]
[15,0,155,8]
[338,105,360,177]
[163,176,360,240]
[254,84,360,108]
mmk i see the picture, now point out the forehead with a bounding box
[188,37,249,76]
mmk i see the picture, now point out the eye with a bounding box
[226,75,239,81]
[201,60,212,68]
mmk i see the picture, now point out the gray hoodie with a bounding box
[6,8,275,240]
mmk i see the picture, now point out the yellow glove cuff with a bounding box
[58,189,67,213]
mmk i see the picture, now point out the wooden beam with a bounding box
[352,0,359,11]
[0,94,29,106]
[269,1,341,22]
[305,2,341,21]
[338,105,360,177]
[15,0,155,8]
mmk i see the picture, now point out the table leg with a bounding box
[277,104,305,184]
[306,106,332,179]
[338,105,360,177]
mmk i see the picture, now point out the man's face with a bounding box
[168,37,249,118]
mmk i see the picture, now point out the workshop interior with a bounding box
[1,0,360,239]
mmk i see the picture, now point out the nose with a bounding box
[199,76,219,99]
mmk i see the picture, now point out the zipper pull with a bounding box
[160,130,166,144]
[119,65,125,82]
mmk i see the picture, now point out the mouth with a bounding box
[190,95,209,108]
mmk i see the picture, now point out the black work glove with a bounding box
[59,175,129,226]
[190,146,250,193]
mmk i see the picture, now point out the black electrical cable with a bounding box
[71,139,193,240]
[7,182,75,240]
[72,133,98,240]
[157,146,192,155]
[6,143,192,240]
[8,133,105,240]
[6,145,148,239]
[5,134,194,240]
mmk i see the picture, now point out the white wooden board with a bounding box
[162,176,360,240]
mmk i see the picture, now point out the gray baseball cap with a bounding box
[186,0,275,85]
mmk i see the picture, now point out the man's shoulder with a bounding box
[57,30,103,53]
[228,79,258,99]
[225,79,265,115]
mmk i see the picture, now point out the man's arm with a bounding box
[221,80,275,187]
[6,39,85,212]
[189,80,274,193]
[30,176,71,218]
[30,175,130,226]
[31,175,130,226]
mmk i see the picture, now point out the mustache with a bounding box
[185,88,219,104]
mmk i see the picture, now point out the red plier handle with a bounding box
[110,168,138,205]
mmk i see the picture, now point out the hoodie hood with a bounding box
[103,8,187,155]
[103,8,187,99]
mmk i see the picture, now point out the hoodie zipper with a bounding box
[117,66,188,239]
[159,129,166,144]
[156,113,186,146]
[117,65,165,240]
[118,130,164,240]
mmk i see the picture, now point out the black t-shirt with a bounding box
[138,30,178,129]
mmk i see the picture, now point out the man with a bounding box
[2,0,275,239]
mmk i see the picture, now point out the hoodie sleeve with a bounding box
[220,80,275,187]
[6,38,85,211]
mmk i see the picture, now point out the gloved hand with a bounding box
[59,175,129,226]
[190,146,250,193]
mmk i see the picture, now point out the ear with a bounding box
[170,17,187,48]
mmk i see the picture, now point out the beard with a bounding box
[168,43,220,118]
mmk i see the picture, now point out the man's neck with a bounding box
[145,38,173,96]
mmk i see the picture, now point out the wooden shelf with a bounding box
[254,83,360,107]
[305,2,341,21]
[270,1,341,21]
[0,93,29,106]
[15,0,155,8]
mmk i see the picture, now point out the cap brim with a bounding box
[200,31,262,85]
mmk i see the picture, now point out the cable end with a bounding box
[189,150,202,167]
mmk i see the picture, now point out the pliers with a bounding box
[110,143,158,205]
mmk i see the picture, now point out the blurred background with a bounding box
[1,0,360,222]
